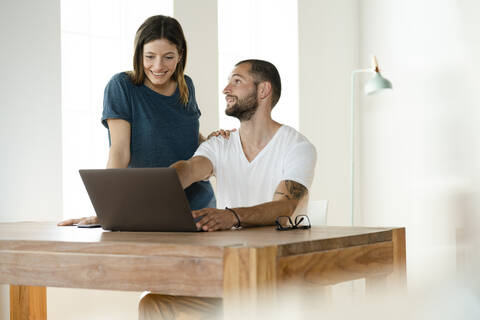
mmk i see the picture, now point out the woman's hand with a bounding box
[57,216,98,226]
[207,128,237,140]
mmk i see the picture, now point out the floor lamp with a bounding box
[350,56,392,226]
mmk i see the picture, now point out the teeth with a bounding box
[152,71,167,76]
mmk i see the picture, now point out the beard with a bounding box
[225,88,258,121]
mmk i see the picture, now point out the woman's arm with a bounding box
[106,119,131,168]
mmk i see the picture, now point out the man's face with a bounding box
[223,63,259,121]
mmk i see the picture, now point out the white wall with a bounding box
[298,0,360,226]
[0,0,62,318]
[300,0,480,289]
[358,0,480,286]
[175,0,219,136]
[217,0,300,131]
[0,1,62,222]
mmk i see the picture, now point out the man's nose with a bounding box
[223,84,231,95]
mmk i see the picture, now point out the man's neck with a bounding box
[238,110,282,161]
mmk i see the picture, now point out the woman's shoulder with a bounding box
[109,72,135,86]
[105,72,138,96]
[183,74,194,87]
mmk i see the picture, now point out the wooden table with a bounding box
[0,222,406,319]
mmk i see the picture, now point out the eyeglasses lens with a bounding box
[276,216,293,229]
[295,215,310,229]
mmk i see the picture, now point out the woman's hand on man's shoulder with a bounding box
[207,128,237,140]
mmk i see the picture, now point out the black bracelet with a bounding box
[225,207,241,228]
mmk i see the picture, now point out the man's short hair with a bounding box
[235,59,282,108]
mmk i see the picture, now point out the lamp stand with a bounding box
[350,69,374,226]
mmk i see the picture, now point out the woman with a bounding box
[59,15,226,226]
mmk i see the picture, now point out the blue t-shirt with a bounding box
[101,72,216,210]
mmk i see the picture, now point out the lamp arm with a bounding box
[350,69,375,226]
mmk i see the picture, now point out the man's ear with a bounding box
[257,82,272,100]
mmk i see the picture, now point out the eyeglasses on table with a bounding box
[275,215,311,231]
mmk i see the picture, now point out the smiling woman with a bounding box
[58,15,217,226]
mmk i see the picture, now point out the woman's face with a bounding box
[143,39,181,88]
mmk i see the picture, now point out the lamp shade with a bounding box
[364,72,392,95]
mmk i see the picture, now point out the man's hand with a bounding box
[192,208,236,232]
[57,216,98,226]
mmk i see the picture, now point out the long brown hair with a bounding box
[128,15,189,105]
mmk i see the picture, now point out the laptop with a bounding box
[79,168,198,232]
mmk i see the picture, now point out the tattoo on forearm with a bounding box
[284,181,307,200]
[275,191,291,200]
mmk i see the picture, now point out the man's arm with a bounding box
[192,180,308,231]
[170,156,214,189]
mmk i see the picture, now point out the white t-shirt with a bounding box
[194,125,317,209]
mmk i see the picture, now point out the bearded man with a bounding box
[171,59,317,232]
[139,59,317,319]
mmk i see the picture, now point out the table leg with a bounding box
[365,228,407,294]
[223,246,277,319]
[391,228,407,289]
[10,285,47,320]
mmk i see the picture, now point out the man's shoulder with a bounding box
[278,125,315,150]
[197,130,238,153]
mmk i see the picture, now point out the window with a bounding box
[218,0,299,130]
[61,0,173,219]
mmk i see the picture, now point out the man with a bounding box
[139,59,317,319]
[171,59,316,232]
